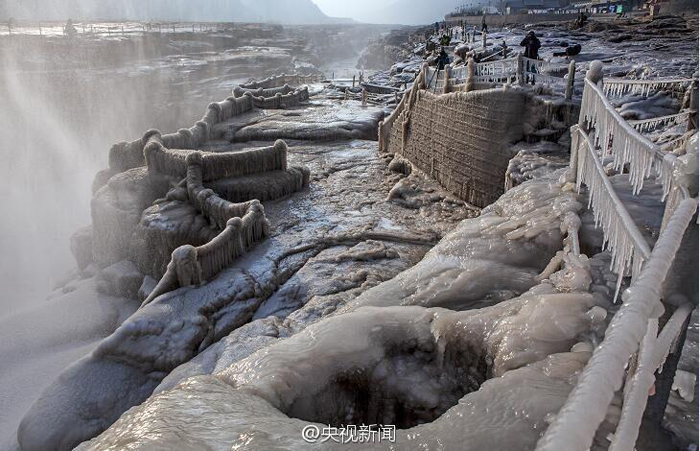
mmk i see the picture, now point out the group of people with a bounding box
[427,22,584,75]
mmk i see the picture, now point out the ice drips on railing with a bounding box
[536,62,698,451]
[629,111,692,134]
[571,126,650,299]
[580,76,670,196]
[603,78,696,99]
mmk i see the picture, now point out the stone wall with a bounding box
[385,88,527,207]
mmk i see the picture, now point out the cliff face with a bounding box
[1,0,343,24]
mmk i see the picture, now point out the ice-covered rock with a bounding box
[344,171,583,312]
[96,260,144,298]
[76,298,610,450]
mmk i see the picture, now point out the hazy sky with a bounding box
[312,0,395,20]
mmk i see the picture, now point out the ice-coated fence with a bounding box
[426,54,574,95]
[450,56,520,85]
[240,73,320,90]
[142,199,270,306]
[381,65,527,207]
[629,111,692,133]
[109,74,312,175]
[603,77,695,99]
[536,63,698,451]
[98,73,314,305]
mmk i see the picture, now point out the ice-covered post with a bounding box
[581,60,604,129]
[362,88,367,106]
[516,54,524,86]
[465,57,476,92]
[565,60,576,100]
[586,60,604,86]
[443,66,451,93]
[344,89,348,101]
[352,75,356,88]
[687,73,698,131]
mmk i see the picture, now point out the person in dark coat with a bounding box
[520,31,541,60]
[437,47,449,70]
[481,15,488,34]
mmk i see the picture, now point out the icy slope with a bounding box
[77,271,611,450]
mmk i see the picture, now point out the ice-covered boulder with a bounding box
[96,260,144,298]
[75,299,609,450]
[90,167,172,267]
[344,170,583,312]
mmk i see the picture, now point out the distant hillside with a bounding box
[356,0,461,25]
[0,0,349,24]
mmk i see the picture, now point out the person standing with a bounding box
[520,31,541,60]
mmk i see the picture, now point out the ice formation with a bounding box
[77,287,611,450]
[10,16,699,451]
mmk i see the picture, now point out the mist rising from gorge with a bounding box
[0,0,348,24]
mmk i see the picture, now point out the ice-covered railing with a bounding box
[628,111,692,133]
[536,61,698,451]
[603,77,697,99]
[144,135,288,180]
[233,84,294,98]
[240,73,320,90]
[426,55,576,98]
[522,56,569,76]
[142,199,270,306]
[103,76,317,307]
[378,66,424,152]
[571,126,650,297]
[108,95,254,173]
[521,56,570,90]
[451,56,519,84]
[140,144,290,307]
[580,75,675,197]
[247,86,310,109]
[537,194,696,451]
[184,144,286,227]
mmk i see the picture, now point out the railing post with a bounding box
[443,66,451,94]
[362,88,367,106]
[568,126,581,184]
[580,60,604,128]
[565,60,576,100]
[587,60,604,86]
[516,54,523,86]
[465,57,475,92]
